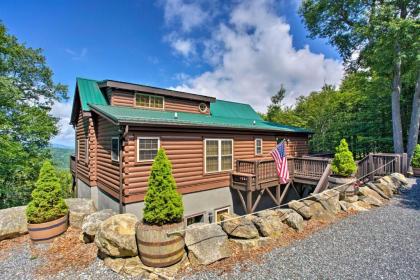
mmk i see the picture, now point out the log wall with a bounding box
[120,127,309,203]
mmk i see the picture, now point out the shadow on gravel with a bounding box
[395,178,420,210]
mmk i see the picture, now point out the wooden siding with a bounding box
[96,115,121,198]
[75,110,97,185]
[120,127,309,203]
[110,89,210,114]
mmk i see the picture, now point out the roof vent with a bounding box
[174,112,178,119]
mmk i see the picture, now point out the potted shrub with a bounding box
[328,139,358,198]
[136,148,185,268]
[26,161,69,243]
[411,144,420,176]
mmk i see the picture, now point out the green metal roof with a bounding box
[89,104,310,133]
[210,100,263,120]
[76,77,108,111]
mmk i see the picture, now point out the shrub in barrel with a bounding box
[26,161,69,243]
[328,139,358,199]
[136,148,185,268]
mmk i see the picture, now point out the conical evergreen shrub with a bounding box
[331,139,357,177]
[26,161,68,224]
[143,148,184,225]
[411,144,420,168]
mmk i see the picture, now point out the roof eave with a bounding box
[98,80,216,103]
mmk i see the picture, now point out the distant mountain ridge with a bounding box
[51,143,74,150]
[50,145,74,170]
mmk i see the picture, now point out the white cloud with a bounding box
[161,0,209,32]
[169,0,344,112]
[65,48,88,60]
[171,38,194,56]
[50,101,74,147]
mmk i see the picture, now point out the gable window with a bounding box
[111,137,120,162]
[138,137,160,161]
[255,138,263,155]
[205,139,233,173]
[135,93,164,109]
[85,138,89,163]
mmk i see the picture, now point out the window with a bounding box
[186,214,204,226]
[77,140,80,160]
[85,138,89,163]
[138,137,160,161]
[215,207,230,223]
[205,139,233,173]
[135,93,164,109]
[198,102,208,113]
[111,137,119,162]
[255,138,263,155]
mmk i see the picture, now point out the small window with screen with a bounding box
[111,137,119,161]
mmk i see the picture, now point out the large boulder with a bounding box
[220,213,259,239]
[288,200,333,220]
[250,215,287,237]
[359,195,382,207]
[95,213,138,257]
[366,182,389,199]
[309,189,341,214]
[0,206,27,241]
[65,198,96,228]
[391,173,408,185]
[185,223,230,265]
[284,211,304,232]
[82,209,116,243]
[348,201,370,212]
[358,186,384,202]
[229,237,271,251]
[374,179,393,198]
[381,176,398,193]
[275,209,296,222]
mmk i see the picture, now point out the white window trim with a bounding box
[204,139,234,174]
[77,139,80,161]
[85,138,89,163]
[111,137,120,162]
[134,93,165,110]
[255,138,263,155]
[137,137,161,162]
[215,206,230,223]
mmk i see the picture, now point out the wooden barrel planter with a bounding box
[136,222,185,268]
[328,176,357,199]
[413,167,420,177]
[27,215,68,243]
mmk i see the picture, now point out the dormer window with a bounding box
[135,93,164,109]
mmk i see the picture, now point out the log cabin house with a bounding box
[70,77,312,224]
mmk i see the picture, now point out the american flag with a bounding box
[270,140,289,184]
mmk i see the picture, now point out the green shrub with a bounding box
[411,144,420,168]
[56,169,74,198]
[26,161,68,224]
[331,139,357,177]
[143,148,184,225]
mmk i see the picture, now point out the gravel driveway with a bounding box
[1,179,419,280]
[187,178,420,280]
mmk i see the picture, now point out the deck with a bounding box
[230,153,408,213]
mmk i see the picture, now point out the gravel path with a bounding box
[1,179,419,280]
[187,178,420,280]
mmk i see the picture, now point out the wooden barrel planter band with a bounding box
[27,215,68,243]
[136,222,186,268]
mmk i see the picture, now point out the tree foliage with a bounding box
[143,149,184,225]
[299,0,419,157]
[331,139,357,177]
[0,22,67,209]
[411,144,420,168]
[26,161,68,224]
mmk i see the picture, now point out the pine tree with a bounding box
[331,139,357,177]
[26,161,68,224]
[411,144,420,168]
[143,148,184,225]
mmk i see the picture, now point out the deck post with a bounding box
[368,153,374,181]
[276,184,280,205]
[401,153,408,174]
[395,154,401,173]
[246,190,252,214]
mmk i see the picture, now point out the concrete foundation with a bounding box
[76,179,98,209]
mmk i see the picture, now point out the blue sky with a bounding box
[0,0,343,146]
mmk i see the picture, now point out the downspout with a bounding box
[119,124,129,214]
